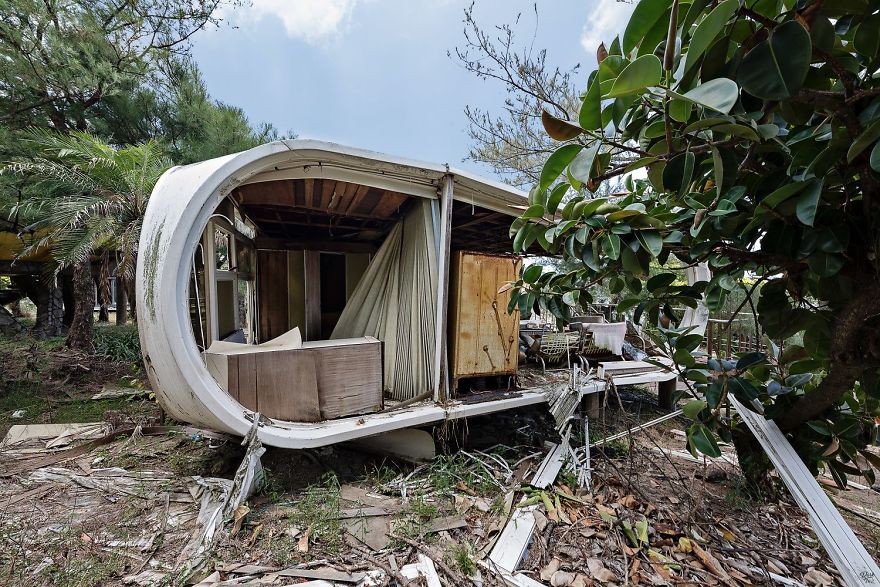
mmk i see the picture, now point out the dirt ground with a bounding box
[0,333,878,586]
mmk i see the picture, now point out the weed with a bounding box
[362,462,399,486]
[394,495,440,543]
[724,473,763,509]
[426,453,500,496]
[289,473,343,554]
[449,540,477,576]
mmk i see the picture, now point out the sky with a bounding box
[191,0,635,180]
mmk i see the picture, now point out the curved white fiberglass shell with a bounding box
[135,140,531,448]
[136,139,710,448]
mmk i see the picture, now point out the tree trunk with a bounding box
[774,282,880,432]
[12,275,64,338]
[125,278,136,322]
[60,270,75,327]
[97,252,111,323]
[115,275,128,325]
[731,422,778,499]
[66,258,95,352]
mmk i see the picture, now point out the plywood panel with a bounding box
[307,337,383,419]
[449,252,520,385]
[304,251,321,341]
[255,350,320,422]
[236,352,258,411]
[288,251,306,333]
[257,250,289,342]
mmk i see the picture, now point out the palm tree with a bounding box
[3,130,171,351]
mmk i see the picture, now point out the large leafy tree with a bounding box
[0,0,240,132]
[510,0,880,489]
[4,131,171,351]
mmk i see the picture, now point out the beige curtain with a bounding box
[331,199,438,400]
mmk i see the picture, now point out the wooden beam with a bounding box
[304,251,321,341]
[254,237,378,254]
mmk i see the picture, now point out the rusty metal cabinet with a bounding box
[448,251,521,391]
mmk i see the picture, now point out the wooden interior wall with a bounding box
[304,251,321,340]
[287,251,306,335]
[257,250,289,342]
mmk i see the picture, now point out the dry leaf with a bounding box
[803,568,834,587]
[551,570,577,587]
[231,504,250,537]
[540,559,562,582]
[246,522,263,547]
[297,525,312,553]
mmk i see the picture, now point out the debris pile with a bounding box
[0,399,876,586]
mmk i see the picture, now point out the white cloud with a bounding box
[238,0,360,43]
[580,0,635,64]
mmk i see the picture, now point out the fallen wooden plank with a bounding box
[400,553,442,587]
[731,396,880,586]
[530,441,568,489]
[487,506,538,573]
[479,561,546,587]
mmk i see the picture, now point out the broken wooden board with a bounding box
[731,396,880,586]
[530,441,568,489]
[488,505,539,573]
[400,553,442,587]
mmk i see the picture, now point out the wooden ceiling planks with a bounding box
[233,179,409,222]
[232,179,526,255]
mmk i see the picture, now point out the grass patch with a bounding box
[449,540,477,576]
[94,324,141,364]
[288,473,343,554]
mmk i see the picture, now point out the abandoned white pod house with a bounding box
[136,140,707,449]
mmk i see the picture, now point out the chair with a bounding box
[528,332,570,371]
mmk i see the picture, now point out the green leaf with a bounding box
[807,252,844,277]
[522,264,543,283]
[663,151,695,194]
[522,204,545,219]
[581,244,601,271]
[579,78,602,131]
[688,423,721,458]
[682,0,739,74]
[795,178,823,227]
[647,273,676,291]
[760,181,808,211]
[636,230,663,256]
[676,333,704,351]
[547,183,569,215]
[847,118,880,163]
[623,0,673,54]
[602,233,622,260]
[679,78,739,114]
[607,55,663,98]
[569,141,602,183]
[871,141,880,172]
[737,20,812,100]
[785,373,813,388]
[539,144,583,192]
[854,13,880,59]
[620,246,645,276]
[736,352,766,370]
[683,400,707,419]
